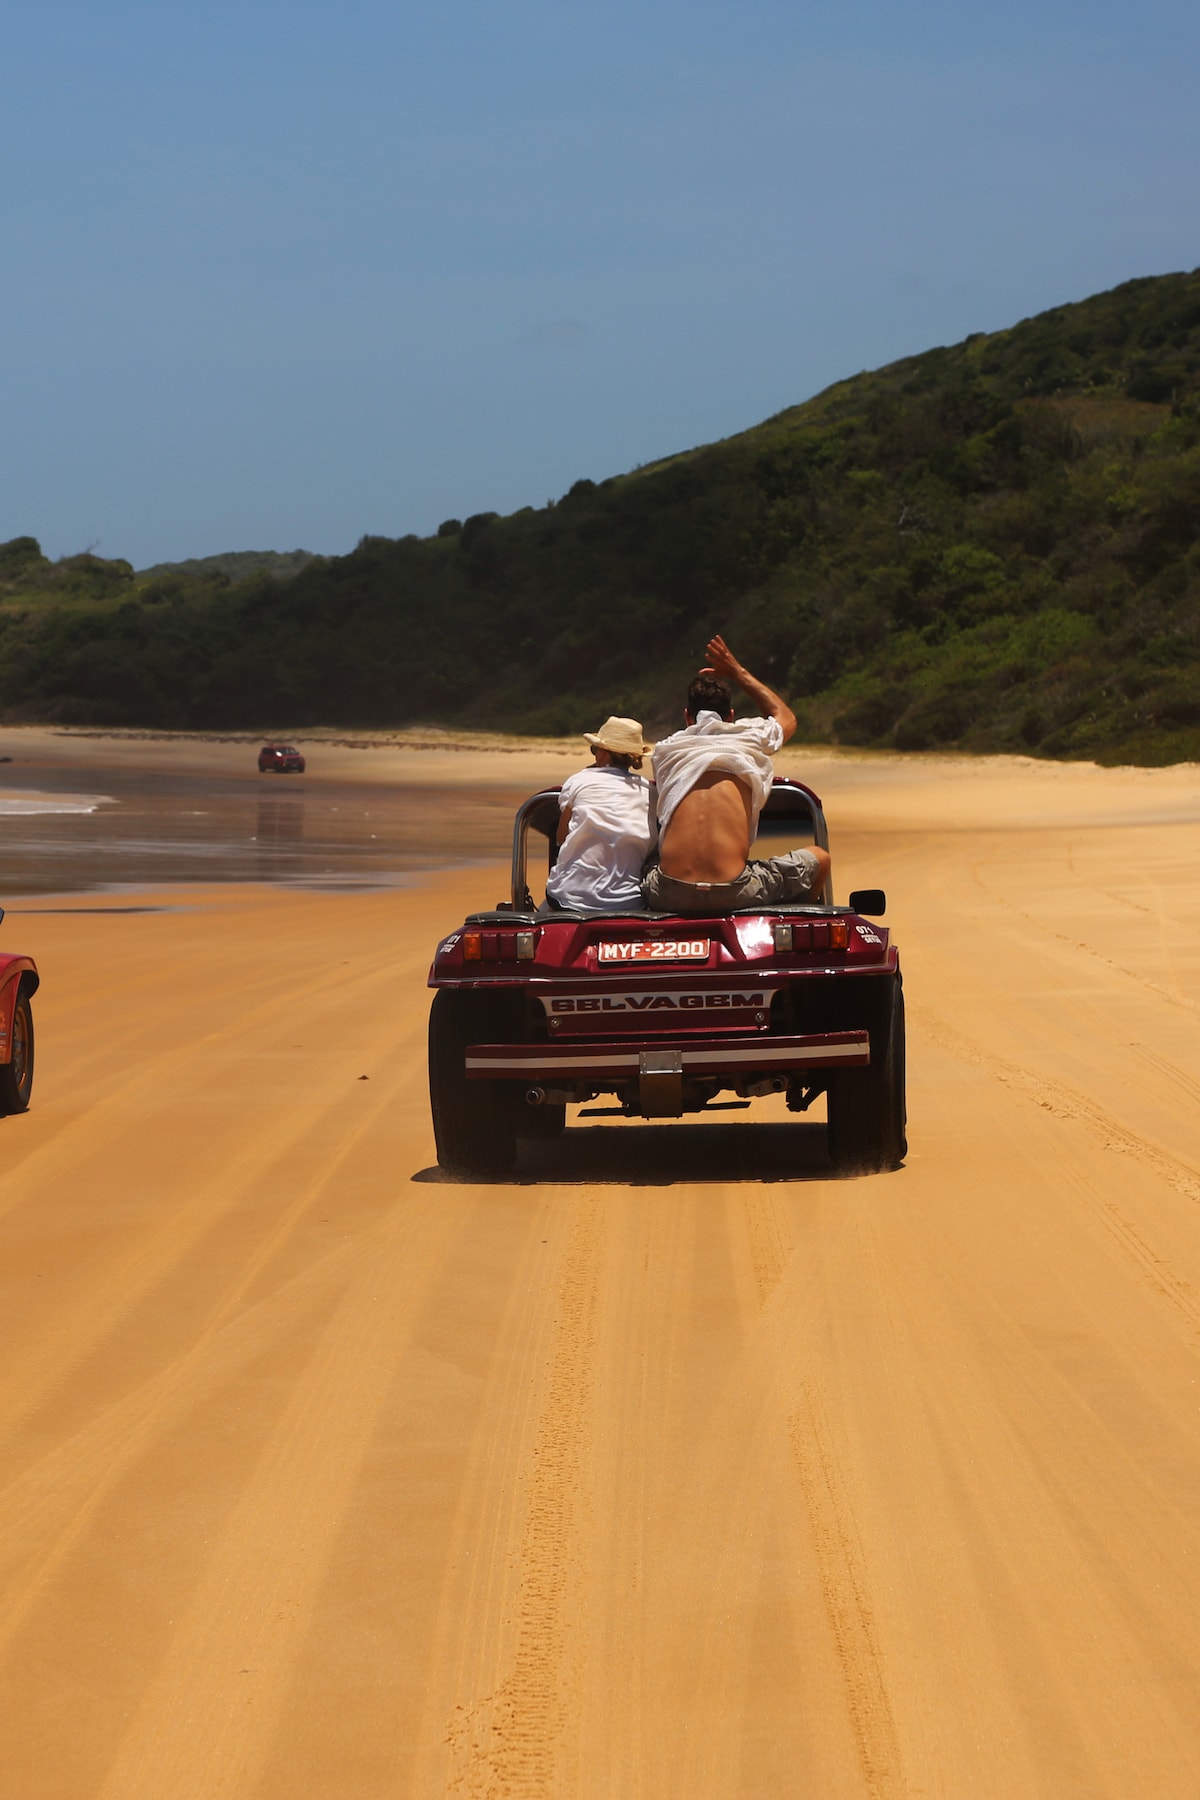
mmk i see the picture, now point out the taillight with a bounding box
[462,929,538,963]
[771,918,849,955]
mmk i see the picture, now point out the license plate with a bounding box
[597,938,710,963]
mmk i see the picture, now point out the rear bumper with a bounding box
[466,1030,869,1081]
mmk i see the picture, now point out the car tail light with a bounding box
[771,919,850,955]
[462,929,539,963]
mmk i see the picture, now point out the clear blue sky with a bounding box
[3,0,1198,568]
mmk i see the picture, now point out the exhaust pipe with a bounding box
[740,1075,788,1098]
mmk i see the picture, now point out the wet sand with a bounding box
[1,738,1200,1796]
[0,726,587,894]
[4,723,1197,894]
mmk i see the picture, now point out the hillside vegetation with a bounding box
[137,549,316,584]
[2,269,1198,761]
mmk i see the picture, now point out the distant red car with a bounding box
[0,916,37,1115]
[258,743,306,773]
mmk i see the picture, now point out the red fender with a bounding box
[0,955,39,1065]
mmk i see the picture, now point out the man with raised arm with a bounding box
[641,635,831,915]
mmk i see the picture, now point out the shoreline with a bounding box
[0,725,1198,904]
[11,718,1199,770]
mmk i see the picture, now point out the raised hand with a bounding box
[700,634,742,682]
[699,633,796,741]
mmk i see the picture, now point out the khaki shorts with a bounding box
[641,848,823,914]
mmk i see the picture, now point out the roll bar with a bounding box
[511,790,561,911]
[510,777,833,910]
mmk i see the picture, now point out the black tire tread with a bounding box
[0,990,34,1116]
[826,975,906,1174]
[428,989,519,1178]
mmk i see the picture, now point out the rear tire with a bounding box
[0,990,34,1115]
[826,975,906,1174]
[428,989,519,1178]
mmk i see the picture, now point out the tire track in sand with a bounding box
[790,1380,907,1800]
[0,936,412,1223]
[91,1197,463,1800]
[448,1193,604,1799]
[913,1002,1200,1207]
[743,1188,793,1308]
[0,1051,433,1644]
[0,959,429,1442]
[914,1005,1200,1352]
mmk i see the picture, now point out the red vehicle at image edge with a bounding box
[0,909,37,1116]
[427,779,905,1178]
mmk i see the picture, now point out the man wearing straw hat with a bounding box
[542,715,658,914]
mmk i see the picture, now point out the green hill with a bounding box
[2,268,1199,761]
[136,549,317,584]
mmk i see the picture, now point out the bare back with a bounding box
[652,634,799,886]
[659,769,755,882]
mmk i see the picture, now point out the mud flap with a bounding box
[639,1048,683,1117]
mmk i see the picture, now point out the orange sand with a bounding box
[0,741,1199,1796]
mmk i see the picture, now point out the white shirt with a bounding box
[545,765,658,913]
[651,710,784,838]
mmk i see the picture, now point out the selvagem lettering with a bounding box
[547,991,765,1014]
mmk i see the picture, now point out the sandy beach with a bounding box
[2,732,1200,1796]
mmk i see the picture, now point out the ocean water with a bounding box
[0,759,823,902]
[0,796,112,816]
[0,766,529,897]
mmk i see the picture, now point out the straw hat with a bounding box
[584,715,653,756]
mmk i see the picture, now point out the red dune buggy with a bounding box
[427,778,903,1178]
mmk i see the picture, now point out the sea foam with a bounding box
[0,794,114,816]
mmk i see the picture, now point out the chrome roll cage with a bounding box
[511,776,833,911]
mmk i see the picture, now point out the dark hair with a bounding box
[596,748,643,772]
[686,674,733,719]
